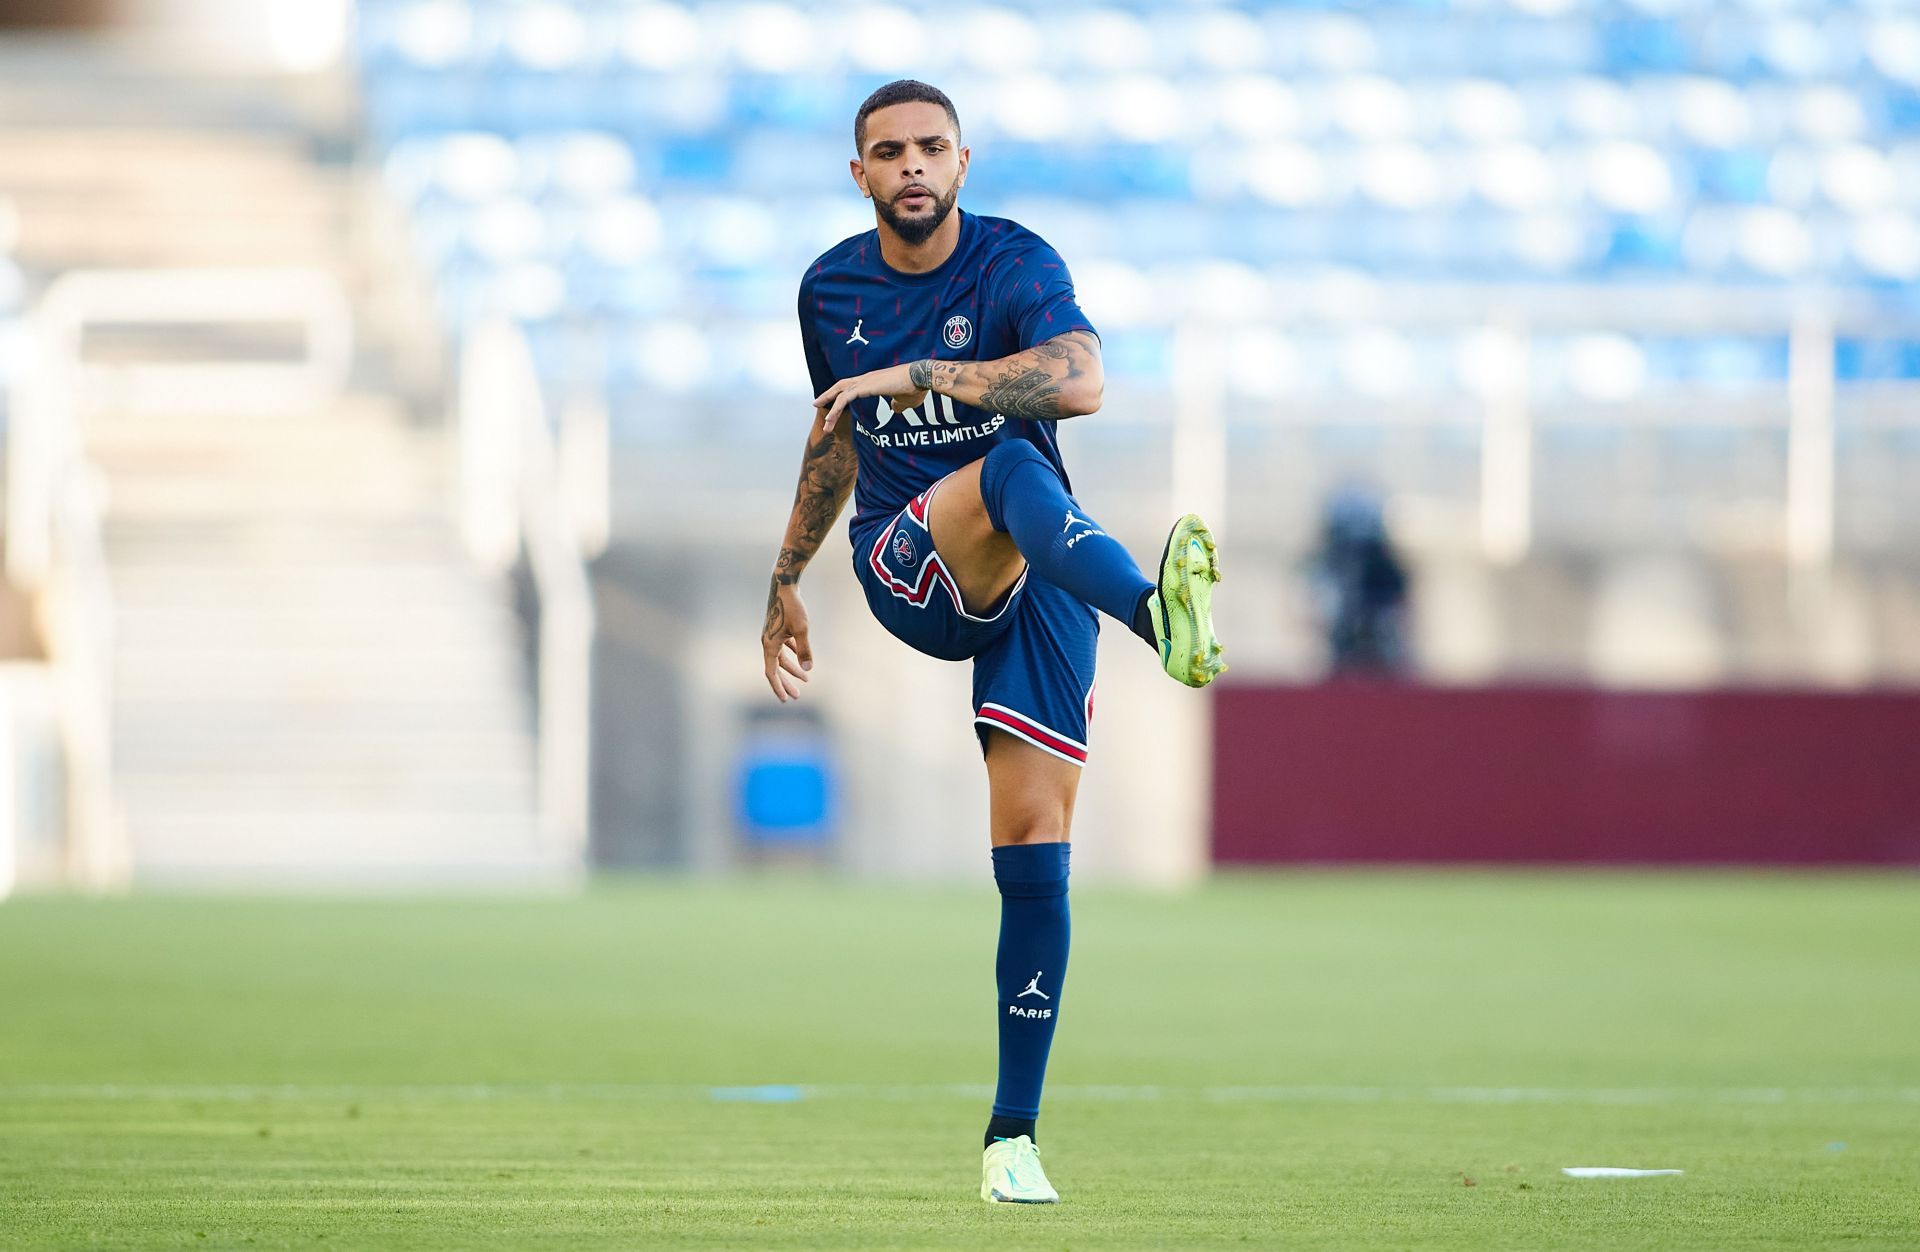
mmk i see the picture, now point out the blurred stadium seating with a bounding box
[353,0,1920,395]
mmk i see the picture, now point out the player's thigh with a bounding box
[926,460,1023,616]
[983,730,1080,846]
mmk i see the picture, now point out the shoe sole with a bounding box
[1153,514,1226,688]
[984,1188,1059,1204]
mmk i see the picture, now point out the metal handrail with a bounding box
[8,304,120,888]
[1213,281,1920,338]
[1167,302,1866,572]
[6,266,355,890]
[458,319,604,864]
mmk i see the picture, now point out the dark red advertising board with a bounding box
[1212,682,1920,865]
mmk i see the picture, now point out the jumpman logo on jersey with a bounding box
[1063,511,1095,535]
[846,319,869,346]
[1017,971,1049,1000]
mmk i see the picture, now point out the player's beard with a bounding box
[875,180,958,246]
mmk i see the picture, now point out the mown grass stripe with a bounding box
[5,1083,1917,1105]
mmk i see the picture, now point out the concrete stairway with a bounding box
[92,399,566,888]
[0,39,571,888]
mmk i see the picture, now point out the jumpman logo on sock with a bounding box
[1017,971,1049,1000]
[1061,511,1105,549]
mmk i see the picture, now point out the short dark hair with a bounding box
[854,79,961,156]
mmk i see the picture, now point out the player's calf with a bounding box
[976,440,1157,637]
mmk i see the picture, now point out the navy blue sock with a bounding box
[991,841,1071,1124]
[980,440,1155,641]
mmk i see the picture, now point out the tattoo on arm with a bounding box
[920,331,1101,420]
[767,418,857,601]
[763,576,787,641]
[978,366,1065,419]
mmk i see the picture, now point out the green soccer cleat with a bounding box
[981,1135,1059,1204]
[1147,513,1226,688]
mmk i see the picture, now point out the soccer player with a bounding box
[760,80,1224,1205]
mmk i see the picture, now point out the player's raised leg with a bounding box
[979,731,1075,1204]
[974,440,1153,632]
[926,441,1226,687]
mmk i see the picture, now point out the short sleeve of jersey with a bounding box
[998,236,1098,351]
[797,277,835,396]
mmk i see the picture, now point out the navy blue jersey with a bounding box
[797,210,1097,534]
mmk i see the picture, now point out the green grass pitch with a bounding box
[3,873,1917,1249]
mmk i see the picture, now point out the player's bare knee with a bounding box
[928,463,1000,547]
[941,465,995,532]
[991,797,1071,846]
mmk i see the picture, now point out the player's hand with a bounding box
[761,577,812,702]
[814,362,921,433]
[883,386,928,418]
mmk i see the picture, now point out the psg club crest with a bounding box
[943,314,973,350]
[892,529,918,567]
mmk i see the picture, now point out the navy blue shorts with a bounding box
[853,474,1100,767]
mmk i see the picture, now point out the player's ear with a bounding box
[956,145,969,189]
[850,158,870,199]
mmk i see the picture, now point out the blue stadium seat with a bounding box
[353,0,1920,410]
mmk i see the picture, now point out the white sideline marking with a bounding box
[3,1083,1918,1106]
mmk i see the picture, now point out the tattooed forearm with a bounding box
[917,331,1102,420]
[788,434,854,549]
[770,417,857,586]
[978,366,1065,418]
